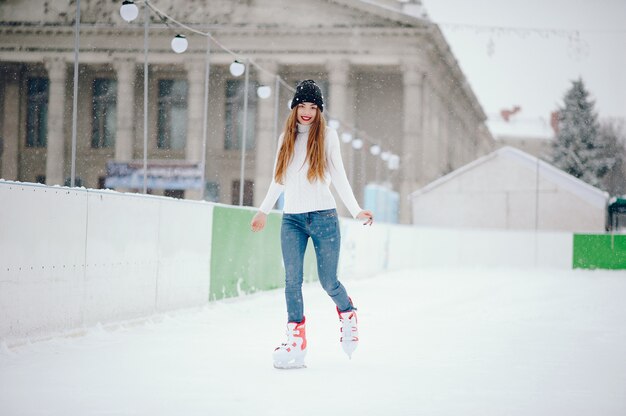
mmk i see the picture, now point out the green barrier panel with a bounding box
[573,234,626,270]
[209,206,318,301]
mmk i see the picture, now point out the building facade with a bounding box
[0,0,493,223]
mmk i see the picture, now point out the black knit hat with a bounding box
[290,80,324,112]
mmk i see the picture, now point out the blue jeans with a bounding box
[281,209,353,323]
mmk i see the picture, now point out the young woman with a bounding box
[250,80,374,369]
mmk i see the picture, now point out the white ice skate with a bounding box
[338,309,358,359]
[273,317,307,369]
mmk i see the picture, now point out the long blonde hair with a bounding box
[274,106,327,184]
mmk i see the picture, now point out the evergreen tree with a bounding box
[598,120,626,195]
[551,78,614,189]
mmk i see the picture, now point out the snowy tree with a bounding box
[551,78,615,190]
[597,120,626,195]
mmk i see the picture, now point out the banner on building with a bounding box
[105,160,202,190]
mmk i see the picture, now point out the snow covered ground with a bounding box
[1,267,625,416]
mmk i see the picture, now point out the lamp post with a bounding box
[352,136,363,194]
[119,0,149,193]
[341,131,353,184]
[238,58,250,206]
[370,144,381,183]
[272,75,280,155]
[200,35,210,200]
[70,0,80,187]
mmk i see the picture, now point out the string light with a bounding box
[117,0,396,168]
[171,34,188,53]
[119,0,138,22]
[370,145,381,156]
[229,61,245,77]
[256,85,272,99]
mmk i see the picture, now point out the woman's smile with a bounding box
[296,102,317,124]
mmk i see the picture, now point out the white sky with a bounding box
[421,0,626,136]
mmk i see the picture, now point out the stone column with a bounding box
[253,61,279,208]
[327,59,350,122]
[113,57,136,161]
[327,59,353,217]
[400,60,424,224]
[184,59,206,200]
[44,57,67,186]
[1,66,20,180]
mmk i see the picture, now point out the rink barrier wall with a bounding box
[573,234,626,269]
[0,181,212,343]
[209,205,318,300]
[2,180,624,343]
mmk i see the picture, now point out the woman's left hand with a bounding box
[356,210,374,226]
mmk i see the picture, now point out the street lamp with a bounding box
[341,132,353,143]
[369,145,381,156]
[328,119,340,130]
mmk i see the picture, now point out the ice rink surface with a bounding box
[1,267,625,416]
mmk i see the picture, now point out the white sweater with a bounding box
[259,123,362,218]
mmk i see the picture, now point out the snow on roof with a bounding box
[487,116,554,140]
[410,146,609,209]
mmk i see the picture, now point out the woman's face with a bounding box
[296,102,317,125]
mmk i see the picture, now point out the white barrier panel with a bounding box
[0,183,88,340]
[0,181,213,343]
[82,191,161,326]
[386,225,572,270]
[339,219,390,279]
[155,198,212,311]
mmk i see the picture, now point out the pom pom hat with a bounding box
[290,80,324,112]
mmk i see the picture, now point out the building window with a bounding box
[92,78,117,148]
[26,77,49,148]
[205,181,220,202]
[164,189,185,199]
[157,79,188,150]
[231,179,254,206]
[224,79,257,150]
[64,177,83,187]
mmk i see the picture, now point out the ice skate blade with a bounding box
[273,363,307,370]
[342,341,358,359]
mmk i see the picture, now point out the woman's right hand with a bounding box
[251,212,267,232]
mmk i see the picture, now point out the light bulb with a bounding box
[341,132,353,143]
[120,0,139,22]
[328,119,340,130]
[370,145,381,156]
[389,154,400,170]
[257,85,271,99]
[229,61,245,77]
[352,138,363,150]
[171,34,188,54]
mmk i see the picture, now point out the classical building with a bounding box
[0,0,493,223]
